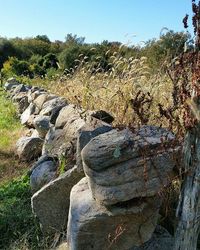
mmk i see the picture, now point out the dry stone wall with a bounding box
[4,77,177,249]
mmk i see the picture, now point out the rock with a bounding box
[82,126,175,171]
[31,165,84,233]
[16,136,43,161]
[27,89,46,103]
[40,97,67,124]
[4,77,19,90]
[88,109,114,124]
[11,84,28,97]
[42,115,86,166]
[30,159,58,193]
[131,226,174,250]
[33,93,57,111]
[33,115,50,138]
[28,154,58,176]
[20,103,39,125]
[82,126,177,205]
[55,104,82,129]
[12,92,29,113]
[42,127,74,160]
[76,118,112,170]
[67,177,161,250]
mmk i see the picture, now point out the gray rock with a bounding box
[40,97,67,124]
[33,93,57,111]
[67,177,161,250]
[20,103,38,125]
[33,115,50,138]
[42,115,87,167]
[30,159,58,193]
[12,84,28,95]
[131,226,173,250]
[4,77,19,90]
[82,126,177,205]
[16,136,43,161]
[55,104,82,129]
[31,165,84,233]
[27,89,46,103]
[28,154,58,176]
[12,92,29,113]
[42,127,73,160]
[82,126,175,171]
[76,118,112,170]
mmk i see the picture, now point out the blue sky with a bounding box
[1,0,193,44]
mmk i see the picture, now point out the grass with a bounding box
[0,88,28,183]
[0,89,47,249]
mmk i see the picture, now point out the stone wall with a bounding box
[4,77,177,249]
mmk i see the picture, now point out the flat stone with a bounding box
[82,126,177,205]
[31,165,84,233]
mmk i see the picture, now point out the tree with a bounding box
[35,35,51,43]
[0,38,19,69]
[142,30,191,71]
[173,1,200,249]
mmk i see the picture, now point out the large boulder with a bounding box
[31,165,84,233]
[30,158,58,193]
[82,126,177,205]
[16,136,43,161]
[67,177,161,250]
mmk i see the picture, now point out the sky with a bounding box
[0,0,194,45]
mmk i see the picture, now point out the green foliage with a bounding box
[0,38,19,69]
[0,87,20,130]
[141,30,191,71]
[1,57,32,78]
[35,35,51,44]
[0,175,43,249]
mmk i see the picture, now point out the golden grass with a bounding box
[26,52,174,128]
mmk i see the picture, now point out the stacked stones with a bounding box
[5,77,177,249]
[4,77,113,232]
[67,127,178,249]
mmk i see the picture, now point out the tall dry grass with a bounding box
[28,47,175,128]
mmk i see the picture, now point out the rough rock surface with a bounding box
[39,97,67,124]
[67,177,161,250]
[82,126,177,205]
[76,118,112,170]
[20,103,38,125]
[55,104,82,129]
[30,159,58,193]
[33,93,57,111]
[31,165,84,233]
[33,115,50,138]
[16,136,43,161]
[131,226,173,250]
